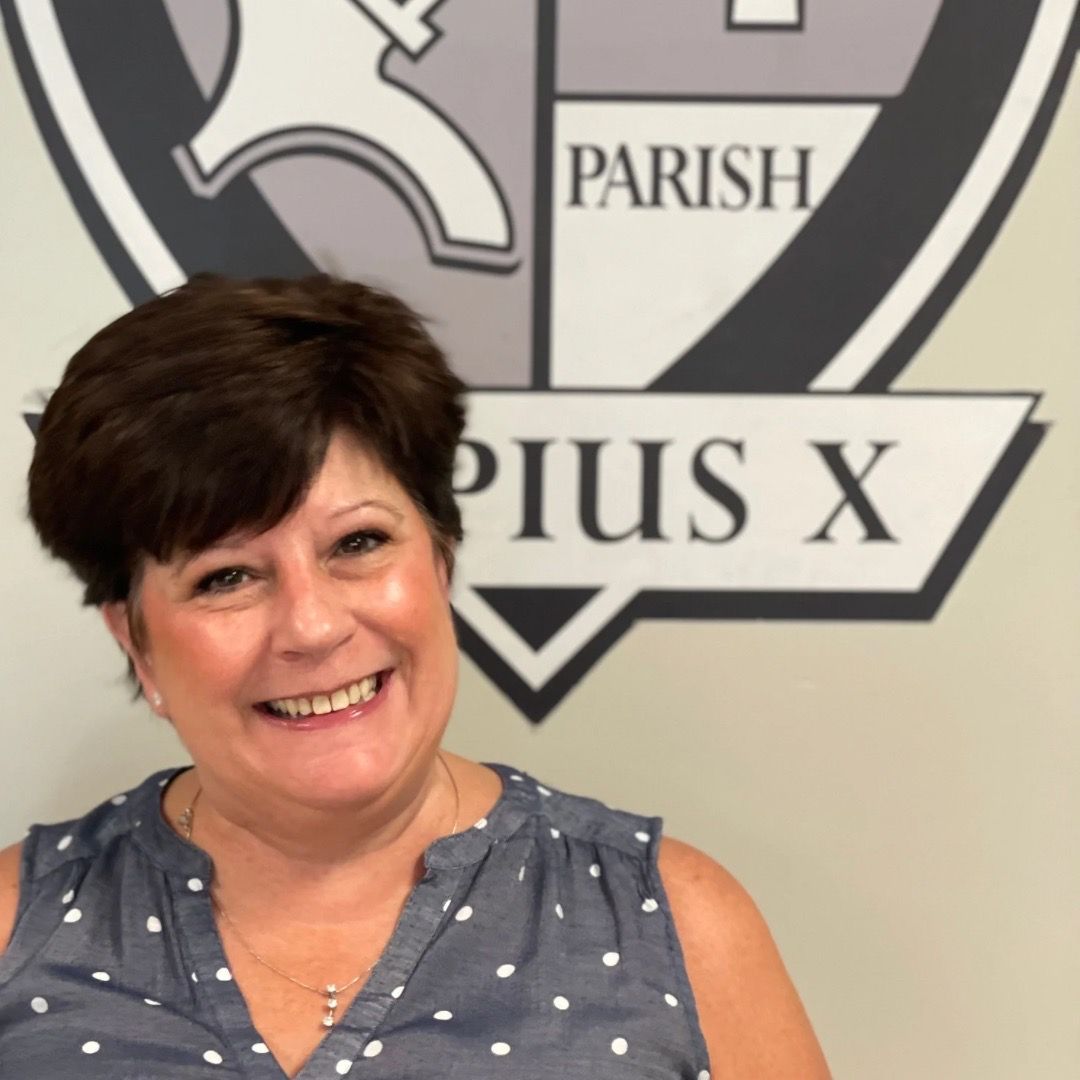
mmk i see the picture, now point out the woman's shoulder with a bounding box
[0,840,24,954]
[657,837,831,1077]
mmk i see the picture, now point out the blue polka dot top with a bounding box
[0,764,711,1078]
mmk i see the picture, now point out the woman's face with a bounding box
[106,429,458,812]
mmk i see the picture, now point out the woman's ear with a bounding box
[101,602,165,715]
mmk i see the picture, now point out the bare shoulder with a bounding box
[658,837,831,1079]
[0,841,24,955]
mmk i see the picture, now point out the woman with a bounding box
[0,275,828,1078]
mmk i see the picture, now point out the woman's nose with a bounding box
[273,566,356,659]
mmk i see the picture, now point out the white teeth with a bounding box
[265,674,382,718]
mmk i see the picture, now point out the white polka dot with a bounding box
[491,1042,511,1056]
[454,905,473,922]
[30,997,48,1014]
[56,835,72,852]
[509,773,523,781]
[203,1049,223,1065]
[442,897,451,911]
[335,1061,352,1075]
[641,898,659,913]
[553,995,569,1010]
[698,1072,711,1080]
[589,863,602,878]
[81,1041,100,1054]
[550,827,560,839]
[91,971,110,982]
[664,993,679,1007]
[110,794,128,806]
[611,1037,628,1056]
[474,817,488,829]
[362,1039,383,1058]
[433,1009,453,1020]
[496,963,516,978]
[158,778,170,787]
[252,1043,269,1054]
[187,878,204,892]
[61,889,74,905]
[536,784,552,797]
[215,967,232,981]
[634,830,650,843]
[555,903,564,919]
[390,985,404,999]
[146,915,163,933]
[135,819,142,828]
[602,951,620,967]
[191,971,199,982]
[144,999,161,1006]
[517,865,525,882]
[62,908,82,924]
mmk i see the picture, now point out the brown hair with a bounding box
[28,274,467,613]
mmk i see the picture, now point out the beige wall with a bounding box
[0,24,1076,1080]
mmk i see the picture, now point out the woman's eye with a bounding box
[338,530,388,556]
[195,567,249,594]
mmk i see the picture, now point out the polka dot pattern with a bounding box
[13,768,698,1075]
[698,1072,711,1080]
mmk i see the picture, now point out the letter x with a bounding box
[806,442,897,543]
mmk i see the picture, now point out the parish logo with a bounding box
[5,0,1076,719]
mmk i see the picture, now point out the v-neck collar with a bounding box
[125,762,537,1078]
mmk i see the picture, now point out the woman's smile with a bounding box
[255,668,393,732]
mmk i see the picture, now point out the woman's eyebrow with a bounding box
[329,498,405,521]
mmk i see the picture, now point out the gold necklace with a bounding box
[178,753,461,1028]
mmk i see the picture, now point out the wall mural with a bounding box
[4,0,1076,719]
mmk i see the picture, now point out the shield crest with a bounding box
[4,0,1075,718]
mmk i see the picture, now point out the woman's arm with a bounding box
[658,837,831,1079]
[0,842,23,955]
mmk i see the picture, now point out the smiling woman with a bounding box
[0,275,828,1079]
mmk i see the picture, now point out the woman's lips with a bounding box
[255,670,392,731]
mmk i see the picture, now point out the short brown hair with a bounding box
[28,274,467,608]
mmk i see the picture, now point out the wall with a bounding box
[0,15,1076,1079]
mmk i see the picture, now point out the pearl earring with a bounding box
[151,692,163,708]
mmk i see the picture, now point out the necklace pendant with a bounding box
[322,1013,334,1028]
[323,984,337,1028]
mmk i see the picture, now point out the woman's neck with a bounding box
[161,753,488,924]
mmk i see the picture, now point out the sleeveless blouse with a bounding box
[0,764,711,1079]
